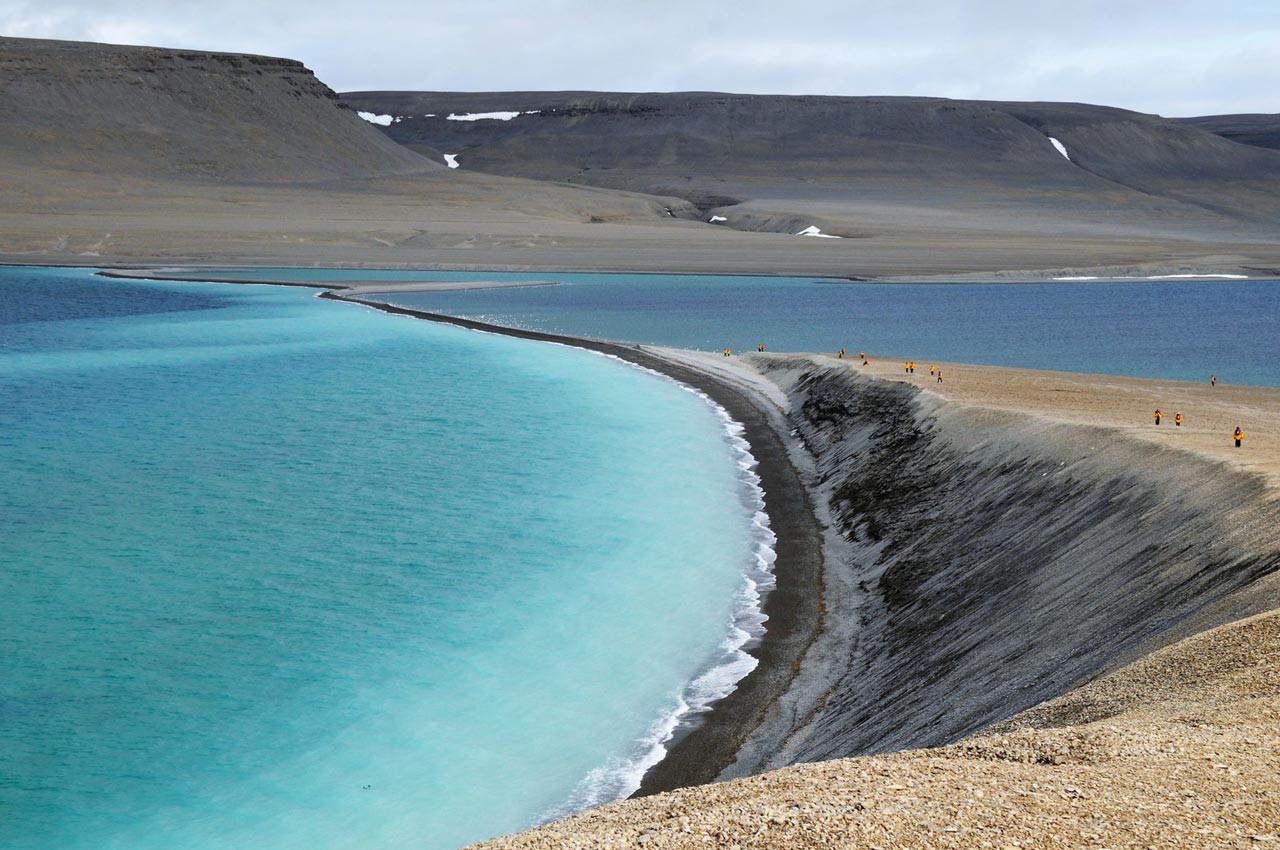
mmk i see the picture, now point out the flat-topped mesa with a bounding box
[0,36,433,182]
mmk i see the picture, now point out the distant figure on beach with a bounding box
[903,361,909,373]
[1154,409,1163,425]
[862,358,869,366]
[929,365,936,377]
[837,348,845,358]
[936,370,943,383]
[757,343,764,352]
[722,348,731,357]
[1175,413,1183,427]
[859,351,865,359]
[1211,374,1217,387]
[1234,427,1244,447]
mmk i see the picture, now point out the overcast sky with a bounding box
[2,0,1276,116]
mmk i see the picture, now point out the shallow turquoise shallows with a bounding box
[0,267,773,850]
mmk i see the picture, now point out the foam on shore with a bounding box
[536,359,778,819]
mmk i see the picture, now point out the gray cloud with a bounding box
[2,0,1276,115]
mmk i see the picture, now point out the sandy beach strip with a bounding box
[840,355,1280,492]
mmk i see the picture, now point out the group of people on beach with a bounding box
[900,360,943,383]
[1152,375,1246,447]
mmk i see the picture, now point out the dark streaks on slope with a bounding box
[726,359,1280,773]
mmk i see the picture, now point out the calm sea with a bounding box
[186,269,1280,388]
[0,267,774,850]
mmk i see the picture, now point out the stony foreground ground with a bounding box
[473,609,1280,849]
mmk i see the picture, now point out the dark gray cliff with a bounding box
[724,359,1280,774]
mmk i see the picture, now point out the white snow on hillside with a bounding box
[796,225,841,238]
[709,215,728,222]
[1048,137,1071,160]
[443,154,459,169]
[1053,273,1248,281]
[357,112,398,126]
[1144,273,1247,279]
[446,110,540,122]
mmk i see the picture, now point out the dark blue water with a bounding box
[192,269,1278,387]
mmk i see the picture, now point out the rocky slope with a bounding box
[715,358,1280,776]
[341,91,1280,244]
[0,37,431,182]
[0,37,693,268]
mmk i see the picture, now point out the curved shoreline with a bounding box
[88,266,828,793]
[316,291,827,796]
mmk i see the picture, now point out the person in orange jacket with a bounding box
[1234,427,1244,448]
[1174,412,1183,427]
[1154,409,1162,425]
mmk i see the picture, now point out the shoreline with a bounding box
[14,258,1274,285]
[316,291,828,796]
[76,264,830,795]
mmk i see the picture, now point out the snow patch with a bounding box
[796,225,841,239]
[446,110,540,122]
[709,215,728,223]
[1048,137,1071,161]
[443,154,459,169]
[1144,273,1248,280]
[357,112,397,126]
[1053,273,1248,281]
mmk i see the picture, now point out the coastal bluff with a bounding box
[478,356,1280,847]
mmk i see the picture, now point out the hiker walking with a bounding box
[1234,427,1244,448]
[936,369,943,383]
[1174,412,1183,427]
[1211,375,1217,387]
[1154,409,1163,426]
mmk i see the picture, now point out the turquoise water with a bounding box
[195,268,1278,387]
[0,267,774,850]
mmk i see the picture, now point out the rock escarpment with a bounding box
[725,358,1280,774]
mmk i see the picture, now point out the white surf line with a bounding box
[541,356,777,820]
[1048,136,1071,160]
[445,110,540,121]
[443,154,459,169]
[314,297,782,810]
[1053,276,1100,280]
[796,225,841,238]
[356,111,399,126]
